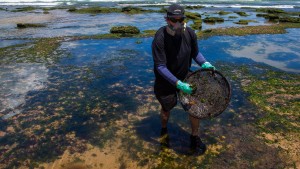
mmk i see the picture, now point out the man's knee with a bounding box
[160,109,170,120]
[155,93,177,112]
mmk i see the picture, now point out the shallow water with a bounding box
[0,2,300,167]
[0,39,31,48]
[200,28,300,73]
[1,28,299,120]
[0,5,276,39]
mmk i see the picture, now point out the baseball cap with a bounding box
[166,4,185,18]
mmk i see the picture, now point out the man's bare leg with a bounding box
[161,108,170,128]
[160,108,170,148]
[189,115,200,136]
[189,114,206,154]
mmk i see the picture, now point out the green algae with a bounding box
[17,23,47,28]
[0,37,62,64]
[121,6,155,14]
[68,6,121,14]
[11,6,37,12]
[235,11,249,17]
[203,17,224,23]
[218,11,231,15]
[257,13,300,23]
[256,8,286,14]
[243,71,300,134]
[68,6,155,14]
[228,16,238,19]
[279,17,300,23]
[141,30,157,37]
[185,11,201,20]
[185,12,202,30]
[197,23,300,39]
[110,26,140,34]
[256,13,280,20]
[190,19,202,30]
[185,5,205,9]
[234,20,258,25]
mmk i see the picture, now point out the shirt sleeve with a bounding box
[157,64,178,86]
[194,52,207,66]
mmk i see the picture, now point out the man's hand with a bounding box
[201,62,215,70]
[176,80,193,94]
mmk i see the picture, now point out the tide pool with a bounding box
[1,28,299,120]
[0,2,299,167]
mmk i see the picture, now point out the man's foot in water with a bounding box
[190,135,206,155]
[160,128,170,149]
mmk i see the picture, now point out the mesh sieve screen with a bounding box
[179,69,231,119]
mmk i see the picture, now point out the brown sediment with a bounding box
[258,132,300,168]
[0,131,6,137]
[207,123,287,169]
[39,142,139,169]
[267,94,300,103]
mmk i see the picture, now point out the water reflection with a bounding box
[225,29,300,73]
[0,63,48,119]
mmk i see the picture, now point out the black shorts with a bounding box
[154,81,178,112]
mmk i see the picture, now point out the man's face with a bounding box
[167,16,185,26]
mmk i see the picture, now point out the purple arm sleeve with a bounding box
[157,64,178,86]
[194,52,207,66]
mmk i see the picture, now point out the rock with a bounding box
[12,6,36,12]
[17,23,46,28]
[68,7,77,12]
[203,17,224,23]
[185,5,205,9]
[121,6,144,14]
[191,19,202,30]
[235,11,249,16]
[256,8,286,14]
[234,20,257,25]
[218,11,231,15]
[110,26,140,34]
[257,14,279,21]
[185,11,201,20]
[279,17,300,23]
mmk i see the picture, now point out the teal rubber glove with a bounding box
[201,62,215,70]
[176,80,193,94]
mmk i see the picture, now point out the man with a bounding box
[152,3,215,154]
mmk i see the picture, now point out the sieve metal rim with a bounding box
[179,69,232,119]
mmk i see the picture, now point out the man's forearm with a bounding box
[194,52,207,66]
[156,64,178,86]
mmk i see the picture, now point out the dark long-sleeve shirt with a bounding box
[152,26,207,89]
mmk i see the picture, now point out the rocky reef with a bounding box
[16,23,46,28]
[110,26,140,34]
[203,17,224,23]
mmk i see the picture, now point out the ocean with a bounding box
[0,0,299,8]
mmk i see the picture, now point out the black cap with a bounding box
[166,4,185,18]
